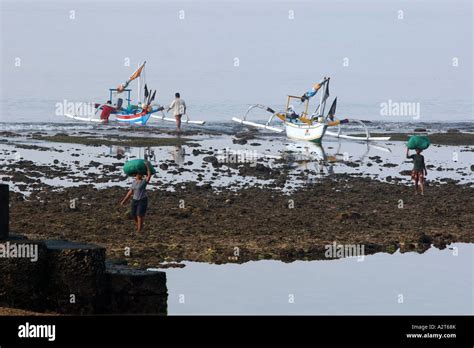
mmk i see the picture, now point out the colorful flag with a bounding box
[117,61,146,92]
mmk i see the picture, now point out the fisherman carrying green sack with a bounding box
[120,160,153,233]
[406,147,427,196]
[406,135,430,196]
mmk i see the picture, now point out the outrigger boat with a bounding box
[232,77,390,142]
[64,61,205,126]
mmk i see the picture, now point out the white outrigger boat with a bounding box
[64,61,205,126]
[232,77,390,143]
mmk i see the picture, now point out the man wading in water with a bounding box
[406,147,427,195]
[167,92,186,132]
[120,161,152,232]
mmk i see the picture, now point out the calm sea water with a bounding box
[165,243,473,315]
[1,0,472,123]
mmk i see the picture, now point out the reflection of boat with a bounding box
[367,143,392,154]
[283,139,392,172]
[233,77,390,142]
[283,141,333,173]
[108,145,132,157]
[144,147,157,163]
[285,141,326,161]
[331,139,392,163]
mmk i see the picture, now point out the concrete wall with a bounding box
[0,185,167,315]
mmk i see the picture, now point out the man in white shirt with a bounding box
[167,92,186,132]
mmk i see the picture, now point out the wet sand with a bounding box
[9,175,473,268]
[32,134,197,147]
[2,129,473,268]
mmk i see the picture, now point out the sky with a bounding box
[0,0,472,122]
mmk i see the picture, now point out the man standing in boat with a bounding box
[167,92,186,132]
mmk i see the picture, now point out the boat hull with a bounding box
[114,108,158,125]
[285,122,327,143]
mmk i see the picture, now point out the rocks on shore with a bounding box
[6,174,472,267]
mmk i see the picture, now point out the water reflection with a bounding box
[170,145,186,167]
[108,145,131,158]
[283,141,335,174]
[280,140,392,176]
[144,147,157,163]
[165,243,472,315]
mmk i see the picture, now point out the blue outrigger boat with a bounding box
[64,61,160,125]
[63,61,205,126]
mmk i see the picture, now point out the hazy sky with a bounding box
[1,0,472,121]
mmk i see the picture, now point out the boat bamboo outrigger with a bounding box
[232,77,390,142]
[64,61,205,126]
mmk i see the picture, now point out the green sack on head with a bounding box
[407,135,430,150]
[123,159,156,176]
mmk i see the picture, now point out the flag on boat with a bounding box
[301,77,329,102]
[128,62,145,81]
[118,61,146,92]
[301,81,322,102]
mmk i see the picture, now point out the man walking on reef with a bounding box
[120,161,152,233]
[167,92,186,132]
[406,147,427,195]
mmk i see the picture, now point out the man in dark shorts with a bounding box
[120,161,152,232]
[406,147,427,195]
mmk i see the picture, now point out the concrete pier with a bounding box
[0,186,168,314]
[0,236,49,312]
[44,240,108,314]
[106,265,168,314]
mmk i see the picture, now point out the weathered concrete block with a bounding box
[0,184,9,239]
[0,230,168,314]
[105,264,168,314]
[0,236,48,311]
[44,240,107,314]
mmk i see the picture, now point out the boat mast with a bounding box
[317,79,325,117]
[137,63,141,105]
[320,79,328,116]
[136,61,147,105]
